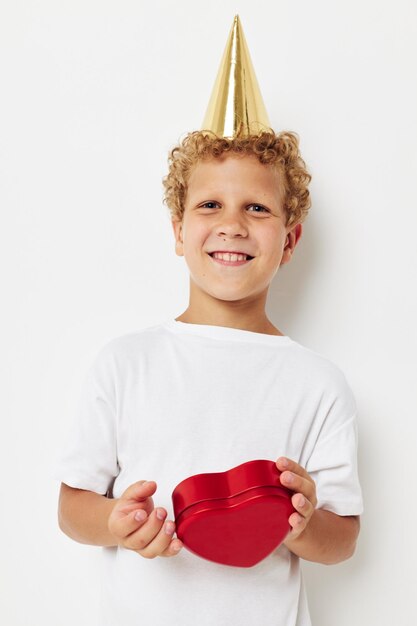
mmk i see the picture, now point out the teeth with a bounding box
[212,252,248,261]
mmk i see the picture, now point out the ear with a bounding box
[280,223,302,266]
[171,218,184,257]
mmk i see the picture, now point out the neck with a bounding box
[175,314,284,336]
[175,300,284,336]
[175,278,285,336]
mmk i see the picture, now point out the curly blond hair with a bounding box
[162,127,312,228]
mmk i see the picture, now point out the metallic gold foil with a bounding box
[201,15,270,138]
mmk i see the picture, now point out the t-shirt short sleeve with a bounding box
[51,343,119,495]
[305,370,364,516]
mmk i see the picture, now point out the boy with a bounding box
[54,16,362,626]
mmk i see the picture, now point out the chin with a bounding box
[206,288,260,303]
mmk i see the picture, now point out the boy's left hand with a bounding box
[275,457,317,541]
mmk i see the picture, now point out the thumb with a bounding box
[121,480,157,502]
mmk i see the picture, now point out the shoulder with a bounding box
[286,339,357,420]
[91,322,169,365]
[287,339,353,388]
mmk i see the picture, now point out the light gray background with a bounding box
[1,0,416,624]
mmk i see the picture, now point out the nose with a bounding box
[215,208,249,238]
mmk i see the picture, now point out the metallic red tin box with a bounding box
[171,459,295,567]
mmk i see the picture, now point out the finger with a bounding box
[121,480,157,503]
[159,537,184,558]
[115,501,146,517]
[279,471,317,507]
[288,511,307,537]
[116,481,156,520]
[276,457,312,483]
[124,507,168,553]
[109,507,149,540]
[291,493,314,519]
[140,520,182,559]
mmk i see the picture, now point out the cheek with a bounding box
[181,230,208,258]
[183,222,208,244]
[264,233,285,261]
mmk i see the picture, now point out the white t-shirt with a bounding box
[52,319,363,626]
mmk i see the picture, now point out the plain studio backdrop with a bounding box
[1,1,416,624]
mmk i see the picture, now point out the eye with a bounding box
[200,202,219,209]
[200,202,269,212]
[247,204,269,213]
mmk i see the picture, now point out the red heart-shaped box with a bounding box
[171,459,295,567]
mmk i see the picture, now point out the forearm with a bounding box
[58,484,119,547]
[284,509,360,565]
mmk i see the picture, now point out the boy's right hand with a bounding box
[107,480,183,558]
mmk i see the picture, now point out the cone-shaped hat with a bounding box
[201,15,270,138]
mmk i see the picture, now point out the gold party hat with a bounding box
[201,15,270,138]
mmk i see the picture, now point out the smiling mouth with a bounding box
[207,253,255,266]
